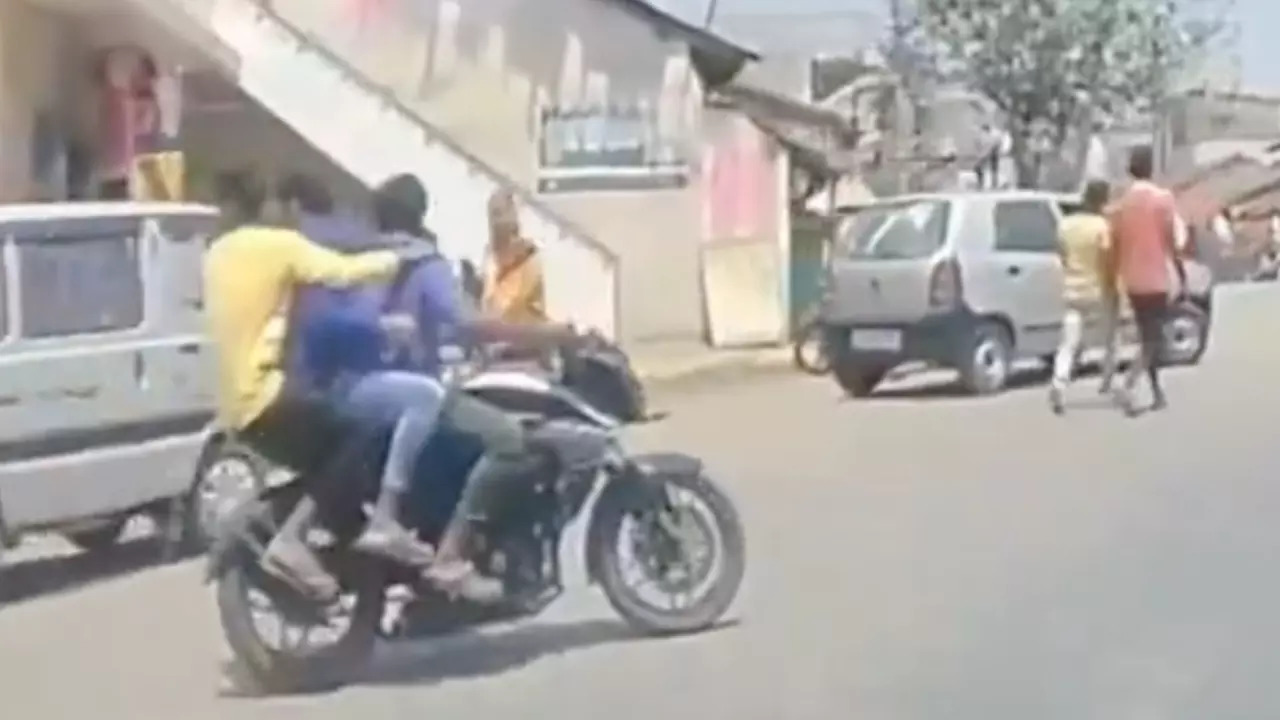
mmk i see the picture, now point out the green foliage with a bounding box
[915,0,1228,182]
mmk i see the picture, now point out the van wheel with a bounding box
[959,322,1012,395]
[65,519,128,554]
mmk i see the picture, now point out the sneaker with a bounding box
[1048,386,1065,415]
[352,521,436,567]
[424,561,505,604]
[261,536,340,601]
[1111,387,1140,418]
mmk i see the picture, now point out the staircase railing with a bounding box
[153,0,620,336]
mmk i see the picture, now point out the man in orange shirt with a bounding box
[1107,145,1187,415]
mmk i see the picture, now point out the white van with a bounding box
[0,202,250,559]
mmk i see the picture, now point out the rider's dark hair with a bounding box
[373,173,429,237]
[1128,144,1154,180]
[215,169,264,223]
[277,172,334,215]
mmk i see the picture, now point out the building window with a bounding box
[535,102,690,193]
[18,232,144,338]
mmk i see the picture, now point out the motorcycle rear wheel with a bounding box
[592,472,745,635]
[216,504,385,694]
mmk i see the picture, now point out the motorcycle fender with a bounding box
[584,452,703,584]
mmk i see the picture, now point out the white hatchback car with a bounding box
[817,190,1214,397]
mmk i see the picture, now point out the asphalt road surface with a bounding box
[4,285,1280,720]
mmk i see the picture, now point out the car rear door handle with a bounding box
[1006,265,1022,276]
[178,342,201,355]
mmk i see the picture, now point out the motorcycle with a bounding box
[791,306,831,376]
[206,336,746,693]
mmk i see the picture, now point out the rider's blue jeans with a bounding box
[337,371,447,494]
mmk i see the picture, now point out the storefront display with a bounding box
[96,46,184,200]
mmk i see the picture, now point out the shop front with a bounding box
[0,0,225,203]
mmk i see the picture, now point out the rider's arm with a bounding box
[279,229,399,286]
[413,258,570,348]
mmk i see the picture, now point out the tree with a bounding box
[914,0,1227,186]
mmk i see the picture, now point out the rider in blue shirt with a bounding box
[281,174,443,569]
[292,173,575,601]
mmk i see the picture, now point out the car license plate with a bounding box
[850,329,902,351]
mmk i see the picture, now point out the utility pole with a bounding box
[886,0,914,192]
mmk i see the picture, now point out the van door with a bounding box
[0,215,209,527]
[146,213,218,415]
[988,199,1064,356]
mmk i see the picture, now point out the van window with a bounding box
[18,233,144,338]
[994,200,1058,253]
[839,200,950,260]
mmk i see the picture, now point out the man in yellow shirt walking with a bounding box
[1049,180,1116,415]
[204,174,413,598]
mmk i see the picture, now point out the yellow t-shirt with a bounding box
[1058,213,1112,306]
[203,225,398,429]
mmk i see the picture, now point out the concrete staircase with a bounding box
[150,0,618,336]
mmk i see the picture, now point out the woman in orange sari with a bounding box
[482,190,545,323]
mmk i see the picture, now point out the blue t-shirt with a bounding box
[380,233,473,378]
[292,231,471,386]
[294,285,386,390]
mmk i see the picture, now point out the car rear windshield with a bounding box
[838,200,950,260]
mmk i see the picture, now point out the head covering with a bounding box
[488,188,518,228]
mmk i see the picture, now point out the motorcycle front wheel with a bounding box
[215,498,385,694]
[591,471,746,635]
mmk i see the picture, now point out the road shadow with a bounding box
[221,617,739,697]
[865,360,1131,403]
[0,537,178,607]
[868,367,1051,401]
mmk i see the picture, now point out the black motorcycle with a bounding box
[207,337,746,693]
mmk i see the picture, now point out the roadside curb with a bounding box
[635,346,794,387]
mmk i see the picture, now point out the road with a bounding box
[4,285,1280,720]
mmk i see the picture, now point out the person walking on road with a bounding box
[1048,179,1114,415]
[1107,145,1187,416]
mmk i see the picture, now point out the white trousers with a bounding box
[1051,299,1119,390]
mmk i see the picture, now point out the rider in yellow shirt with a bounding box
[204,174,406,597]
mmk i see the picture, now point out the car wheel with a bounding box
[1161,303,1209,366]
[958,322,1012,395]
[832,360,887,397]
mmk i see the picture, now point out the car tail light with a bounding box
[928,258,963,310]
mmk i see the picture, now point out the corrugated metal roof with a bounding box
[602,0,761,61]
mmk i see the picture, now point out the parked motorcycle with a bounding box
[792,307,831,376]
[207,336,745,693]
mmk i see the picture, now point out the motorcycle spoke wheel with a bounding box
[614,486,722,613]
[244,581,357,658]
